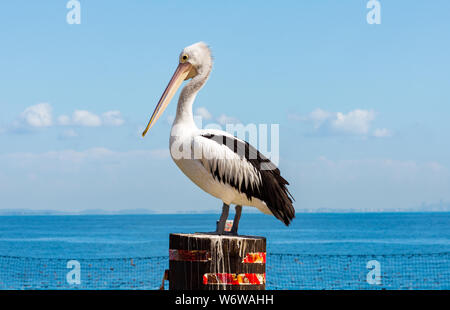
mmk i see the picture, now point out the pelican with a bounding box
[142,42,294,235]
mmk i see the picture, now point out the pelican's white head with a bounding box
[179,42,213,78]
[142,42,212,137]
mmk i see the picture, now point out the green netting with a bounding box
[0,253,449,290]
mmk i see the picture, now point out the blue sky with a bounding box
[0,1,449,212]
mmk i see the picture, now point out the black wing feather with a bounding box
[201,134,295,226]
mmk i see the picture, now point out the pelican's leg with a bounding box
[216,203,230,235]
[230,205,242,235]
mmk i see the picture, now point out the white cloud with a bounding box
[72,110,102,127]
[102,110,125,126]
[373,128,392,138]
[20,103,52,128]
[309,108,332,129]
[291,108,383,136]
[331,109,375,135]
[195,107,212,120]
[58,110,124,127]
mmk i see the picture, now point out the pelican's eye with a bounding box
[181,54,189,63]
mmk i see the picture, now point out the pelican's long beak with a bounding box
[142,62,194,137]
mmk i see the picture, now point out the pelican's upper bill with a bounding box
[142,42,212,137]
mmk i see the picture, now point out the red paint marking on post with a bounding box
[169,249,211,262]
[202,273,266,285]
[242,252,266,264]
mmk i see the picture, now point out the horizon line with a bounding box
[0,209,449,216]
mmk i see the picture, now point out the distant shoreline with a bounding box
[0,209,449,216]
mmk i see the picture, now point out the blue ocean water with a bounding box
[0,212,449,258]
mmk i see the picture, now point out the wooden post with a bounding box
[169,233,266,290]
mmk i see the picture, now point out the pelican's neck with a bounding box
[173,66,211,130]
